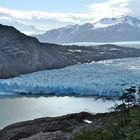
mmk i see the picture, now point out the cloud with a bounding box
[126,0,140,17]
[88,0,140,20]
[88,0,129,19]
[0,6,93,34]
[0,0,139,34]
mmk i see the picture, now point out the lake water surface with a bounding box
[0,96,116,129]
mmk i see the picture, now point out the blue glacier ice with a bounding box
[0,57,140,97]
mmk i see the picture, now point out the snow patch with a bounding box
[68,49,82,53]
[94,22,115,29]
[110,48,120,51]
[84,120,92,124]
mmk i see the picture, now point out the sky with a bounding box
[0,0,106,12]
[0,0,139,34]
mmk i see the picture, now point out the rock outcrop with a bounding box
[0,112,109,140]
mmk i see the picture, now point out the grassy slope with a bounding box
[125,105,140,140]
[72,104,140,140]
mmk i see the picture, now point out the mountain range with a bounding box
[35,16,140,44]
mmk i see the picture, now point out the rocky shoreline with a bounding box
[0,112,113,140]
[0,105,139,140]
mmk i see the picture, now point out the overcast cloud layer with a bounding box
[0,0,139,34]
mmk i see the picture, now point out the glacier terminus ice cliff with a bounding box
[0,57,140,97]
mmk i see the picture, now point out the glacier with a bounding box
[0,57,140,97]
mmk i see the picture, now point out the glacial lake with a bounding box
[0,96,116,129]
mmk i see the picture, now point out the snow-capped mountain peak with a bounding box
[123,16,140,27]
[94,15,140,29]
[35,15,140,44]
[94,17,119,28]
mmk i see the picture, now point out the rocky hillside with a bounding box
[0,24,72,78]
[1,24,140,79]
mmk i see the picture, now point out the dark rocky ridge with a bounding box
[0,112,111,140]
[1,24,140,79]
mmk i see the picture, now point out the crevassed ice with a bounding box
[0,57,140,96]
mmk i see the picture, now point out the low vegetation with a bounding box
[72,87,140,140]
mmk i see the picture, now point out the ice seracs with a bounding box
[134,88,140,103]
[0,57,140,96]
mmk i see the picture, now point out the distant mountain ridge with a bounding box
[0,17,45,35]
[35,16,140,44]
